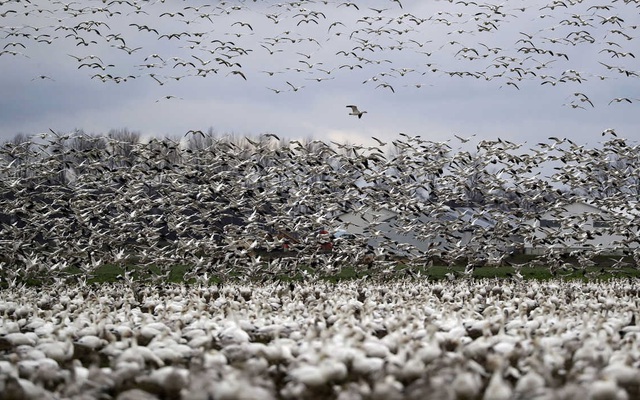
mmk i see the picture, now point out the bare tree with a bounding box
[1,133,37,179]
[107,128,141,168]
[64,130,107,179]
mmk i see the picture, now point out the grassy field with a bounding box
[323,263,640,282]
[4,253,639,287]
[78,253,640,285]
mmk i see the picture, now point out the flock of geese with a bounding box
[1,130,640,285]
[0,0,638,107]
[2,1,640,397]
[1,278,640,399]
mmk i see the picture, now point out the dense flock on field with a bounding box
[1,279,639,399]
[3,0,640,399]
[2,131,640,398]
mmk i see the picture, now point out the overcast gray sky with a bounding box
[1,0,638,147]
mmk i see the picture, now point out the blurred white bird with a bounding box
[346,105,367,118]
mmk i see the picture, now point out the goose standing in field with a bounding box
[346,105,367,119]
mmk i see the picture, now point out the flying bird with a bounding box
[31,75,55,81]
[227,70,247,80]
[266,87,284,94]
[155,95,183,102]
[376,82,395,93]
[184,130,205,138]
[286,81,304,91]
[346,105,367,118]
[608,97,635,105]
[454,134,477,143]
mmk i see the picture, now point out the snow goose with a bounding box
[346,105,367,118]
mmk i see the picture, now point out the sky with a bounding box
[0,0,639,148]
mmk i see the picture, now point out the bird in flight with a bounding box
[155,95,183,102]
[346,105,367,118]
[608,97,635,105]
[31,75,55,81]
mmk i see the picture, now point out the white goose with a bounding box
[346,105,367,119]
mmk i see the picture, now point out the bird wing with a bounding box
[346,105,359,112]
